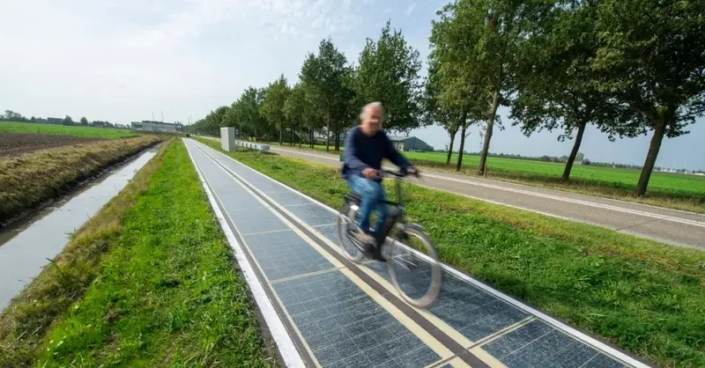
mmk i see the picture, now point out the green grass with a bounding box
[197,137,705,368]
[0,141,274,367]
[266,142,705,213]
[0,121,138,139]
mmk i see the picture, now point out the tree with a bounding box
[284,82,317,148]
[62,115,74,125]
[511,2,635,182]
[80,117,89,125]
[3,110,23,121]
[229,87,268,140]
[591,0,705,196]
[300,38,354,152]
[431,0,552,174]
[423,57,465,166]
[260,75,291,145]
[350,20,424,135]
[428,10,487,171]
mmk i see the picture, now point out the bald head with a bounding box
[360,102,384,136]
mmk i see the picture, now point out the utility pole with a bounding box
[161,111,164,122]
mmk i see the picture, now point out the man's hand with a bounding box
[362,168,379,178]
[407,167,420,178]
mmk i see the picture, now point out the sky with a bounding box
[1,0,704,171]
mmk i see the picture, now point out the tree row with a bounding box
[190,0,705,196]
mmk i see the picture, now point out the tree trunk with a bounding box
[309,129,314,148]
[636,121,667,196]
[279,129,283,145]
[334,127,341,152]
[299,128,304,148]
[478,91,500,174]
[446,128,457,165]
[326,122,331,152]
[561,121,587,183]
[456,111,469,171]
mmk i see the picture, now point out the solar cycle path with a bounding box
[183,139,654,368]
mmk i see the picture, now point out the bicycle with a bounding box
[336,169,442,308]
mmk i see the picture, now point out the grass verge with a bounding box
[254,141,705,213]
[0,140,275,367]
[0,136,161,223]
[196,137,705,368]
[0,121,138,139]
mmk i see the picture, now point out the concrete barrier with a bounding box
[235,140,269,151]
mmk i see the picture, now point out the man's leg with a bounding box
[346,175,384,245]
[371,189,389,240]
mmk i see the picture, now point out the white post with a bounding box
[220,127,236,152]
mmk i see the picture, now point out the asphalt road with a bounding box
[262,144,705,250]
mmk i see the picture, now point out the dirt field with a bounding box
[0,133,104,158]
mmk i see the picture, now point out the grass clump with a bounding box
[0,135,161,223]
[196,137,705,368]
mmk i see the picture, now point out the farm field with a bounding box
[0,132,103,158]
[0,121,137,139]
[276,143,705,208]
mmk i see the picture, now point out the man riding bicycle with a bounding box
[341,102,420,255]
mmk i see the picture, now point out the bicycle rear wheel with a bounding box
[336,202,364,263]
[387,225,442,308]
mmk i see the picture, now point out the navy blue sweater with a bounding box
[341,126,413,181]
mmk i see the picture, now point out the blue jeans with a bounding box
[346,175,389,236]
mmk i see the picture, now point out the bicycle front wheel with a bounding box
[387,225,442,308]
[336,202,364,263]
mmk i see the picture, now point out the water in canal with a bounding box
[0,144,161,311]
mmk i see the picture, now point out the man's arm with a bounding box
[343,131,370,172]
[384,136,413,171]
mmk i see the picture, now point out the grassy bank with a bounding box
[0,141,275,367]
[0,121,138,139]
[197,137,705,368]
[260,141,705,213]
[0,136,161,223]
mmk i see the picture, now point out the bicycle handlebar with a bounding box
[379,168,420,179]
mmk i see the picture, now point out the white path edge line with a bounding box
[194,139,653,368]
[184,140,305,368]
[269,146,705,227]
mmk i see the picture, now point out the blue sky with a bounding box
[1,0,703,170]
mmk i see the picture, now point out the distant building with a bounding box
[131,120,184,133]
[388,136,434,152]
[46,117,63,124]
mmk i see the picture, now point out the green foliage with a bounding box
[259,75,291,144]
[299,38,355,150]
[590,0,705,195]
[350,20,424,134]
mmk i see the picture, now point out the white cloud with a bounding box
[0,0,365,123]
